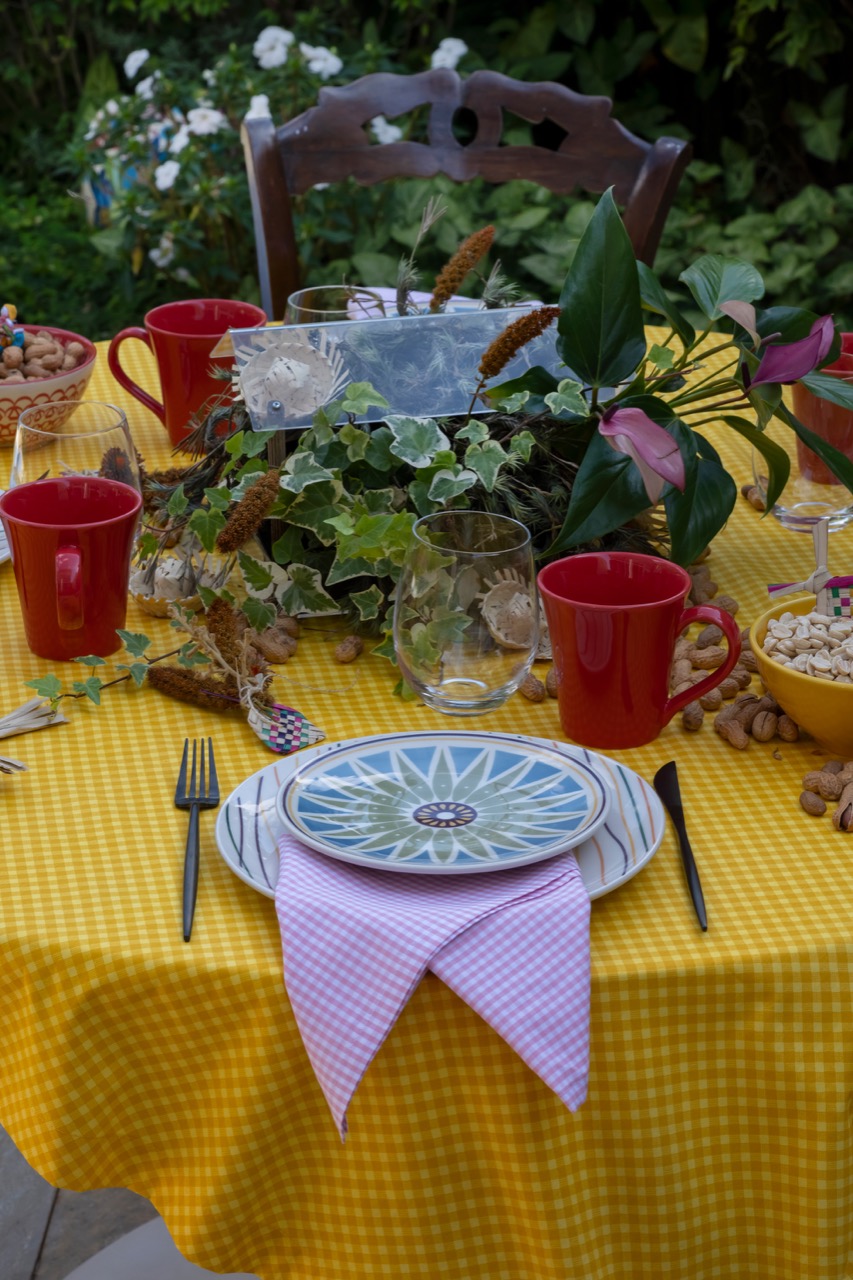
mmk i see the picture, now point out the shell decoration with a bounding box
[480,569,552,659]
[239,330,349,423]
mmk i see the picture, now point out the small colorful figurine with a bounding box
[0,304,24,349]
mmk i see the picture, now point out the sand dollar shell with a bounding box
[481,581,551,657]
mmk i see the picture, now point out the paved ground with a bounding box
[0,1123,159,1280]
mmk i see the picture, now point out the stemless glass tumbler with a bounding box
[393,510,538,715]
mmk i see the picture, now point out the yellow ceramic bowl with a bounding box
[750,594,853,757]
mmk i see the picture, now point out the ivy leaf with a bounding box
[167,484,188,518]
[490,390,530,414]
[25,674,63,700]
[340,382,389,415]
[350,583,384,621]
[224,431,245,457]
[507,431,534,462]
[454,420,490,444]
[463,440,508,493]
[386,415,450,467]
[427,466,479,502]
[136,531,159,560]
[285,479,348,544]
[238,549,273,590]
[647,343,675,370]
[73,654,107,667]
[177,643,211,668]
[187,506,227,553]
[115,662,149,688]
[240,428,277,458]
[270,526,304,563]
[117,629,152,658]
[279,453,338,494]
[372,631,397,663]
[197,585,218,608]
[72,677,103,705]
[277,563,339,615]
[544,379,588,417]
[339,422,371,462]
[363,425,397,472]
[241,596,277,633]
[204,486,232,511]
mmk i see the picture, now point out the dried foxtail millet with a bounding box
[477,306,561,381]
[215,469,281,553]
[429,226,495,312]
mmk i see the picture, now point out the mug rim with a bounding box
[537,550,691,610]
[144,298,267,338]
[0,476,142,528]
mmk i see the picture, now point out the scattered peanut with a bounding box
[695,623,723,649]
[545,667,558,698]
[750,710,778,742]
[519,673,545,702]
[698,686,723,711]
[334,635,363,663]
[681,701,704,732]
[800,791,827,817]
[833,782,853,831]
[715,595,740,616]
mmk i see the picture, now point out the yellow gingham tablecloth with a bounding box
[2,339,853,1279]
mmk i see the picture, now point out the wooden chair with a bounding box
[241,68,692,320]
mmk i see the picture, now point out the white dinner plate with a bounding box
[215,734,664,898]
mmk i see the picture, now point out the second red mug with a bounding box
[792,332,853,485]
[108,298,267,447]
[537,551,741,749]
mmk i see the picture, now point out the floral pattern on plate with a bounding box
[216,734,665,894]
[274,732,610,872]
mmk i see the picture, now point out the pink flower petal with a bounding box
[752,315,835,387]
[599,406,685,504]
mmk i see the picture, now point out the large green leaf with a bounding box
[721,414,790,511]
[544,428,651,555]
[638,261,695,347]
[556,189,646,388]
[799,370,853,410]
[776,401,853,491]
[679,255,765,321]
[661,419,737,565]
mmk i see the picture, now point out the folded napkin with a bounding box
[275,835,591,1138]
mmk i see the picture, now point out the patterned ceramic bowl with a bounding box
[0,325,97,446]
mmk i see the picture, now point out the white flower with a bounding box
[430,37,469,70]
[245,94,272,120]
[168,125,191,155]
[84,111,103,141]
[173,268,192,283]
[299,43,343,79]
[104,99,120,116]
[149,232,175,268]
[186,106,229,136]
[135,71,161,101]
[154,160,180,191]
[123,49,149,80]
[253,26,294,70]
[370,114,403,144]
[201,68,217,86]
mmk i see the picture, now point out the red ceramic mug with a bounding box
[0,476,142,661]
[537,552,741,749]
[792,333,853,485]
[108,299,267,447]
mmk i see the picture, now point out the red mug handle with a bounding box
[56,546,84,631]
[662,604,742,722]
[107,327,165,423]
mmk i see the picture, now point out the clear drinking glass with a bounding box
[11,401,142,496]
[285,285,390,325]
[393,510,538,715]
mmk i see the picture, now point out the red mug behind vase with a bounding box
[537,552,741,749]
[108,299,266,447]
[0,476,142,661]
[793,332,853,485]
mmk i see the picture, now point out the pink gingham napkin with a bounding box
[275,835,591,1138]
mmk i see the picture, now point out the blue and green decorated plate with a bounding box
[273,731,610,874]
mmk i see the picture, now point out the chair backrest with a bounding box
[241,68,692,320]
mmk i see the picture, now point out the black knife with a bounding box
[653,761,708,931]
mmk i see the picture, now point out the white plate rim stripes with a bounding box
[274,731,611,875]
[215,734,665,899]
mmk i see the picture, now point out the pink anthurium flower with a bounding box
[599,406,686,504]
[748,314,835,388]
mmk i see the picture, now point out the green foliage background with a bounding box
[2,0,853,338]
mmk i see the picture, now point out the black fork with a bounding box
[174,738,220,941]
